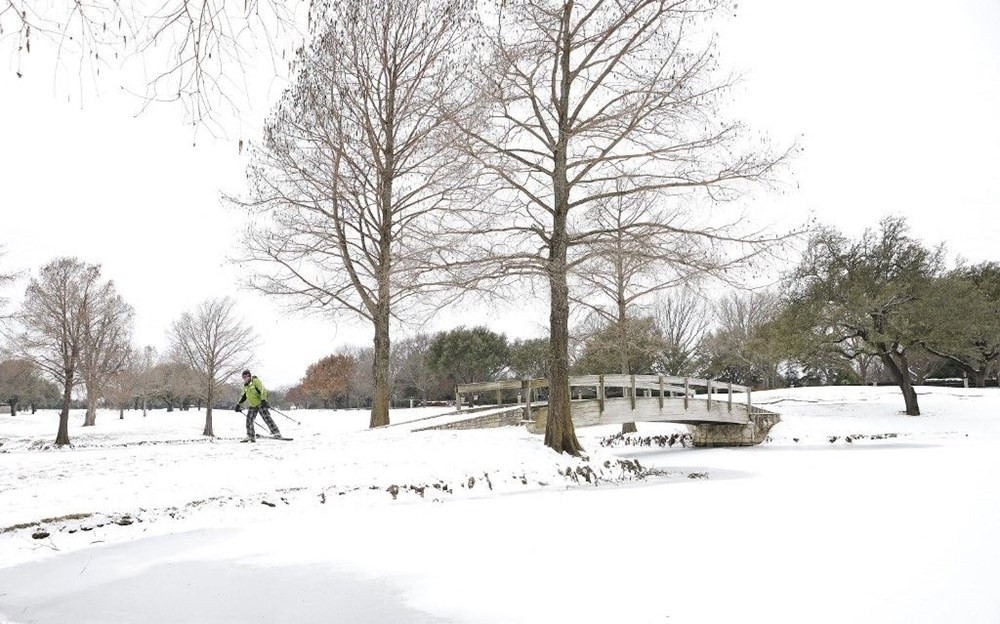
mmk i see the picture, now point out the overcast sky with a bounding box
[1,0,998,388]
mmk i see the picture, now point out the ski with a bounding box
[236,436,294,443]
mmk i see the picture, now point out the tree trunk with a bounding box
[880,350,920,416]
[545,266,583,455]
[542,8,584,456]
[619,351,637,434]
[619,315,637,434]
[203,386,214,436]
[856,356,870,384]
[544,179,583,456]
[972,368,987,388]
[7,400,16,417]
[370,304,391,428]
[83,390,98,426]
[55,372,73,446]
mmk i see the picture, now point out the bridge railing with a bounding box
[455,374,753,421]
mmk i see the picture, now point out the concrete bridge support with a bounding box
[688,412,781,447]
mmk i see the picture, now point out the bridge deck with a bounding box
[521,395,757,433]
[455,374,763,432]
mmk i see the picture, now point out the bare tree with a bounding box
[102,345,158,419]
[571,191,742,432]
[654,288,711,375]
[79,281,134,426]
[168,297,254,436]
[2,0,298,127]
[701,290,783,387]
[151,360,200,412]
[104,355,139,420]
[15,258,104,446]
[133,345,158,416]
[349,347,375,410]
[391,333,443,405]
[235,0,482,427]
[459,0,791,454]
[0,357,42,416]
[0,246,15,316]
[573,193,678,380]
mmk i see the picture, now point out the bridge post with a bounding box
[630,375,636,410]
[658,375,664,409]
[747,387,752,413]
[522,379,531,421]
[706,379,712,411]
[598,375,605,414]
[728,382,733,412]
[684,377,689,410]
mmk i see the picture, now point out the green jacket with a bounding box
[238,376,268,408]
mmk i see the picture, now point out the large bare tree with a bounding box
[79,281,134,426]
[460,0,790,454]
[236,0,482,428]
[16,258,104,446]
[168,297,254,437]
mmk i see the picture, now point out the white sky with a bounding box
[1,0,998,387]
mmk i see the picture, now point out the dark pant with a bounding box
[245,406,280,439]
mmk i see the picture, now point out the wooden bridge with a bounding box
[453,375,780,446]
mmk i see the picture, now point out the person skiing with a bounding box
[235,369,281,442]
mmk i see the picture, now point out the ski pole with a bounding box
[267,405,301,425]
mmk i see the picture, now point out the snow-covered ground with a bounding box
[2,386,999,623]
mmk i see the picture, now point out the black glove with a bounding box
[260,400,269,409]
[234,403,242,412]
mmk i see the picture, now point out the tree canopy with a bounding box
[783,217,944,415]
[425,327,510,386]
